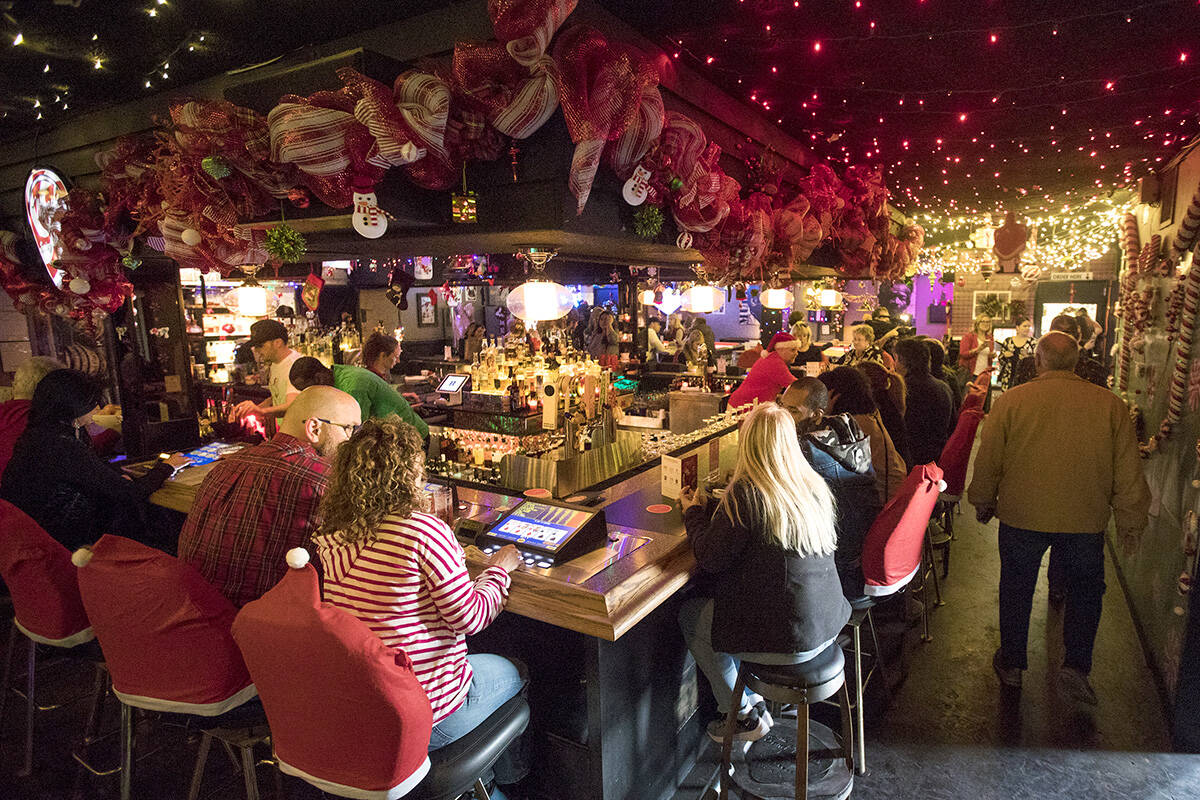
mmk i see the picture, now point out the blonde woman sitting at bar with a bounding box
[313,416,528,798]
[678,403,850,741]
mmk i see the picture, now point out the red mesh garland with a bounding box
[553,26,658,213]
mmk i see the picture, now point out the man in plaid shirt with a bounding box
[179,386,361,607]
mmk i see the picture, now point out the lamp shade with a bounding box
[818,288,843,308]
[235,284,269,317]
[683,284,724,314]
[506,279,572,323]
[640,289,657,305]
[761,288,794,309]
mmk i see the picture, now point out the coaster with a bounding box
[523,488,552,499]
[646,503,673,514]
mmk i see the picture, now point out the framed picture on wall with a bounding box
[417,294,437,327]
[413,256,435,281]
[971,290,1011,321]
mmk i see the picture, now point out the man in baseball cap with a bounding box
[231,319,301,420]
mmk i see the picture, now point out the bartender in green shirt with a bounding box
[289,356,429,438]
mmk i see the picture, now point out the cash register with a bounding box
[476,498,608,569]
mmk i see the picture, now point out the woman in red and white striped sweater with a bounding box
[314,415,528,795]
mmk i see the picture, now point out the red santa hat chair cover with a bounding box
[232,549,432,800]
[0,499,96,777]
[938,409,985,500]
[74,534,256,714]
[0,499,93,647]
[861,463,944,597]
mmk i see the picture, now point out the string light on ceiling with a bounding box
[657,0,1198,220]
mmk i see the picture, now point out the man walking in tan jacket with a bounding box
[969,332,1149,704]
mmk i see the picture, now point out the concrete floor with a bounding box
[674,506,1200,800]
[3,507,1199,799]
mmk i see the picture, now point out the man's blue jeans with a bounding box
[428,654,529,785]
[997,523,1106,674]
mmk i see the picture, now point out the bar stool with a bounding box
[75,534,265,800]
[233,550,530,800]
[931,408,986,579]
[718,643,854,800]
[0,499,102,777]
[841,463,943,774]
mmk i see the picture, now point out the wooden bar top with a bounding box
[149,457,699,642]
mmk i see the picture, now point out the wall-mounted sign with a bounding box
[1049,271,1094,281]
[24,167,68,287]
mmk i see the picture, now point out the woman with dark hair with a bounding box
[997,317,1035,391]
[819,366,907,502]
[858,361,911,470]
[361,331,401,380]
[0,369,188,550]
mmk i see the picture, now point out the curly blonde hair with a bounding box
[318,415,428,545]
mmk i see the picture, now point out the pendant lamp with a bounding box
[234,265,269,317]
[761,287,795,309]
[507,247,572,323]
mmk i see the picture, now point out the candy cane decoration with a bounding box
[1172,178,1200,261]
[1165,243,1200,428]
[1118,212,1142,393]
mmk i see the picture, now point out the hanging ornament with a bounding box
[634,206,664,239]
[451,164,478,223]
[676,231,693,250]
[181,228,202,247]
[352,188,387,239]
[264,223,308,263]
[302,271,324,311]
[121,254,141,270]
[386,267,414,311]
[201,156,232,180]
[509,144,521,184]
[622,165,653,206]
[68,276,91,295]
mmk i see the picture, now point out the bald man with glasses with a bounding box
[179,386,362,607]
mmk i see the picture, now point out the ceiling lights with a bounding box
[507,247,572,323]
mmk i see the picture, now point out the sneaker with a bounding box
[706,704,772,743]
[1058,666,1098,705]
[992,648,1022,688]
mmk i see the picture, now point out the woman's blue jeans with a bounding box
[428,654,530,786]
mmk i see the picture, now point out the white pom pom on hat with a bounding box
[938,479,948,492]
[286,548,310,569]
[71,548,93,567]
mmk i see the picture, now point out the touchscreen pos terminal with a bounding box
[476,498,608,568]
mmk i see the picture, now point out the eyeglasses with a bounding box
[315,418,361,436]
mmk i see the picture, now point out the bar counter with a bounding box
[147,430,726,641]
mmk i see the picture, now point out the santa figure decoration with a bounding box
[993,211,1029,273]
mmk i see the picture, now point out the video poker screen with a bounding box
[488,501,596,552]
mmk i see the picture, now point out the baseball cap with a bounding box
[248,319,288,347]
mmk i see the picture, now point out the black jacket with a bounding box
[684,481,851,655]
[800,414,882,598]
[0,422,171,551]
[903,372,954,467]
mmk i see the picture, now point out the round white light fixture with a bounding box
[761,288,794,309]
[818,288,843,308]
[506,279,573,323]
[683,284,724,314]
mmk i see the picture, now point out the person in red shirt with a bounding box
[178,386,361,607]
[0,356,62,477]
[729,333,801,409]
